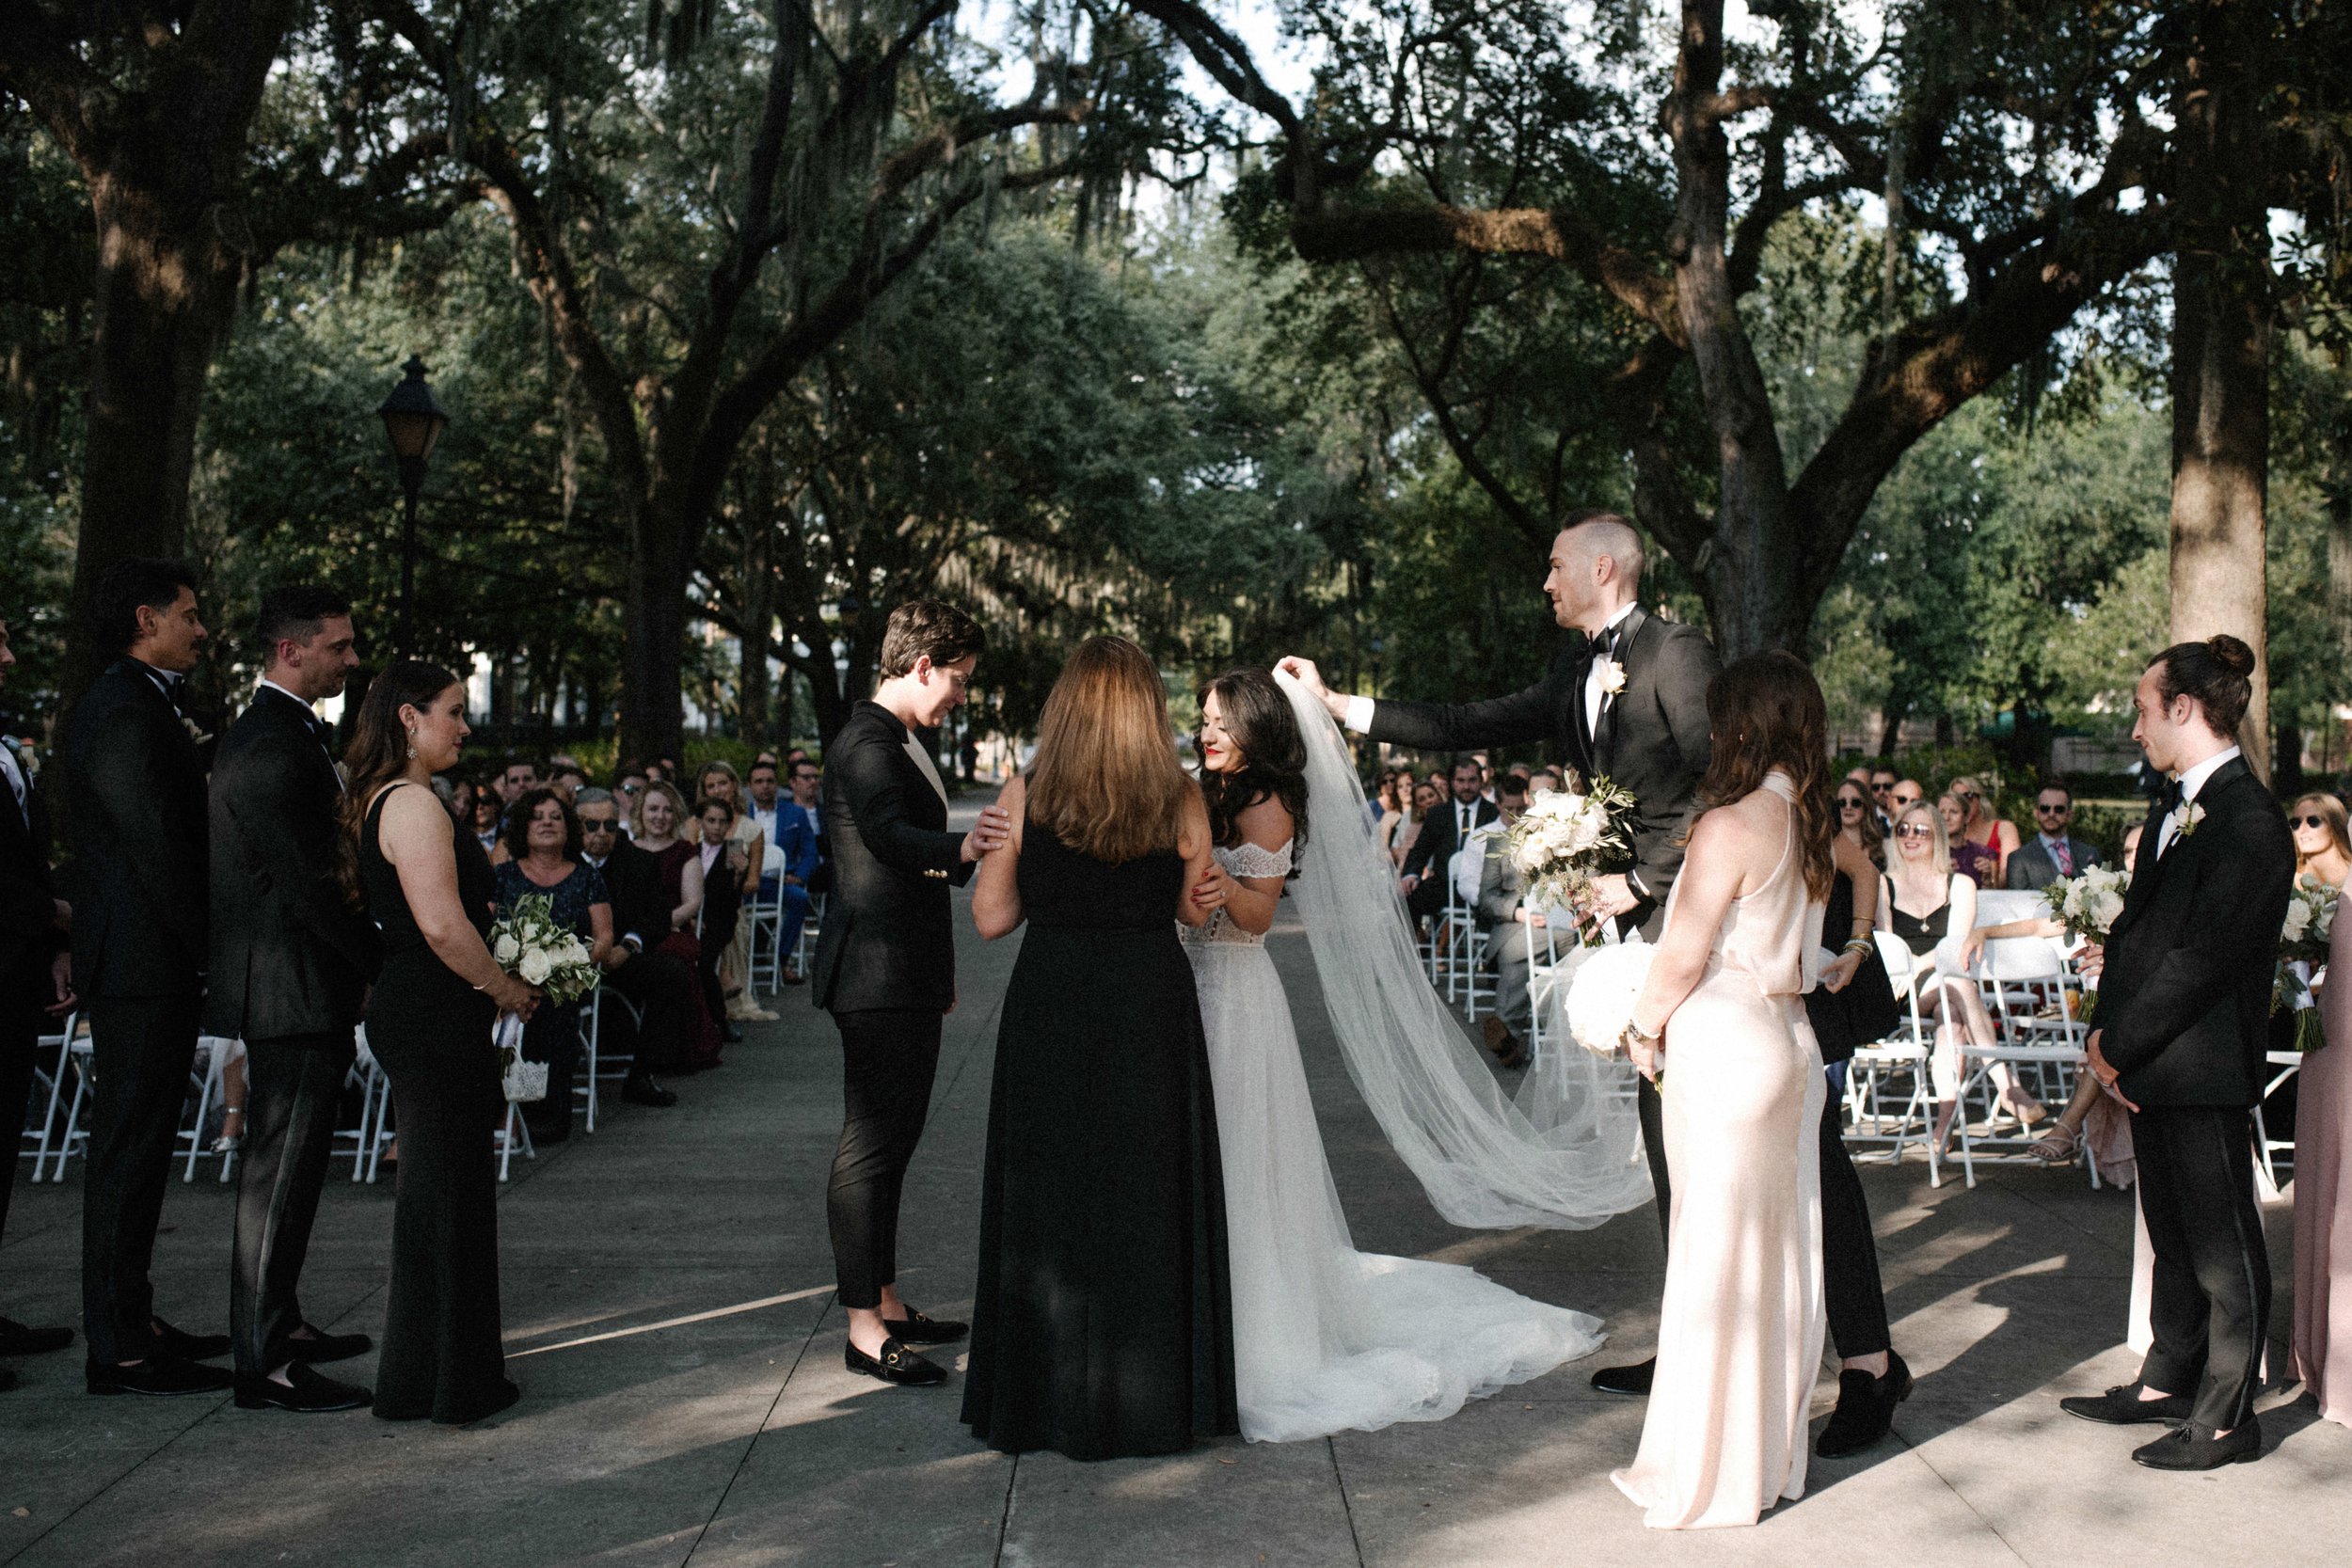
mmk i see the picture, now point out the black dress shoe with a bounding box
[0,1316,74,1357]
[87,1356,236,1397]
[2133,1418,2262,1470]
[236,1363,372,1413]
[2059,1381,2193,1426]
[150,1317,231,1362]
[1817,1351,1914,1457]
[846,1336,947,1386]
[621,1070,679,1107]
[1591,1357,1655,1397]
[881,1309,969,1346]
[286,1326,373,1365]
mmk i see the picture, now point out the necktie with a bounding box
[2053,838,2073,877]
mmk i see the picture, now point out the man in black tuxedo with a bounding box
[1281,509,1717,1398]
[2006,780,2104,893]
[575,788,686,1106]
[813,600,1009,1387]
[0,615,78,1389]
[2061,636,2293,1470]
[61,558,232,1395]
[1398,758,1500,923]
[207,586,380,1413]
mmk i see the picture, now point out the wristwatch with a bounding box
[1620,1017,1661,1054]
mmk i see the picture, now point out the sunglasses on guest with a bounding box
[1836,795,1867,810]
[2296,814,2333,831]
[2034,801,2071,816]
[1895,823,1933,839]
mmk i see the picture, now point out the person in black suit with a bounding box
[574,788,684,1106]
[2061,636,2295,1471]
[0,615,78,1389]
[1280,509,1717,1399]
[1398,758,1499,923]
[60,558,233,1395]
[207,586,381,1413]
[812,600,1010,1386]
[2005,780,2104,893]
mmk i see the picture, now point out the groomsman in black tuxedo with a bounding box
[1281,509,1717,1398]
[208,586,381,1413]
[813,600,1010,1387]
[2062,635,2293,1470]
[0,616,78,1389]
[61,559,231,1395]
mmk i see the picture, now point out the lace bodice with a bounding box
[1181,839,1295,946]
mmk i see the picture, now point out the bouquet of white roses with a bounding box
[1565,939,1655,1060]
[2042,865,2129,943]
[2276,874,2338,1052]
[1504,777,1639,940]
[486,893,600,1101]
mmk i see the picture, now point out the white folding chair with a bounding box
[1844,931,1944,1187]
[180,1036,241,1184]
[497,1102,536,1182]
[577,986,642,1133]
[797,891,826,975]
[1949,937,2093,1190]
[21,1010,77,1182]
[744,877,786,994]
[2253,1050,2303,1198]
[46,1028,97,1182]
[344,1028,395,1183]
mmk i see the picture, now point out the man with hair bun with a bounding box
[2059,634,2294,1471]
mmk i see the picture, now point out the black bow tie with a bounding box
[2156,777,2183,812]
[1588,627,1617,658]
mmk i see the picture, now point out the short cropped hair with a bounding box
[254,584,352,657]
[877,599,984,680]
[88,558,199,655]
[1558,509,1647,592]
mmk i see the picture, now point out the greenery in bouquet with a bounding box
[2275,875,2338,1052]
[1504,777,1638,938]
[488,893,602,1009]
[2042,866,2128,943]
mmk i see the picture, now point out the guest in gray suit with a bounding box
[2006,780,2103,893]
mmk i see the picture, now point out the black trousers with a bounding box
[1639,1067,1893,1361]
[2134,1103,2270,1430]
[81,993,202,1364]
[826,1008,943,1310]
[231,1031,357,1375]
[602,950,695,1072]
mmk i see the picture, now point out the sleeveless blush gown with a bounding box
[1613,771,1828,1528]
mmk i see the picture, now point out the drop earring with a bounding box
[405,731,418,760]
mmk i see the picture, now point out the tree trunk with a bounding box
[2275,722,2305,799]
[1876,706,1902,762]
[619,487,694,763]
[736,521,776,744]
[2168,0,2271,782]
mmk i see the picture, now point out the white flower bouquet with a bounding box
[485,893,600,1101]
[2276,874,2338,1052]
[2042,865,2129,942]
[1565,939,1656,1060]
[1504,777,1639,940]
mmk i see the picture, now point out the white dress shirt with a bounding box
[2154,745,2240,860]
[1580,600,1640,741]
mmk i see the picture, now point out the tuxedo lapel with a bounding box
[1596,606,1652,776]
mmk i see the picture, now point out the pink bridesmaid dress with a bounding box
[2301,875,2352,1427]
[1613,771,1829,1528]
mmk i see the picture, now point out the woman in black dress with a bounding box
[962,635,1238,1460]
[342,660,541,1424]
[493,787,612,1143]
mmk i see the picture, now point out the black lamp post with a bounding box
[376,356,450,657]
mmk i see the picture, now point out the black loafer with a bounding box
[87,1356,236,1397]
[846,1336,947,1386]
[2133,1418,2262,1470]
[0,1317,74,1357]
[150,1317,231,1362]
[1817,1350,1914,1457]
[235,1363,372,1413]
[882,1309,968,1346]
[286,1326,373,1365]
[2060,1382,2192,1426]
[1590,1357,1654,1397]
[621,1071,679,1107]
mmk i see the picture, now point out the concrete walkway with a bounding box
[5,867,2346,1567]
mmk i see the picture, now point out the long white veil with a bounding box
[1275,669,1652,1229]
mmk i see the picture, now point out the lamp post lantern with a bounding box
[376,355,450,657]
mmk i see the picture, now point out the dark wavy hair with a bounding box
[1198,668,1309,873]
[338,658,463,902]
[1691,651,1836,900]
[501,785,584,863]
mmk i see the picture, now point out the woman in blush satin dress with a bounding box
[2303,866,2352,1428]
[1611,652,1836,1530]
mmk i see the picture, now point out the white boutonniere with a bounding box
[181,713,213,748]
[1594,656,1627,697]
[2168,799,2205,842]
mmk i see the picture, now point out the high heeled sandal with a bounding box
[2027,1123,2081,1164]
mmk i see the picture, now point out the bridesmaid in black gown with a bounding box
[962,635,1238,1460]
[342,661,542,1424]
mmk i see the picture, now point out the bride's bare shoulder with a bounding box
[1233,790,1294,849]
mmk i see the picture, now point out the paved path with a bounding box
[5,867,2346,1567]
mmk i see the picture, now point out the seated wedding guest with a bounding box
[346,658,539,1424]
[1879,800,2045,1147]
[573,789,691,1098]
[547,763,588,803]
[1474,777,1543,1068]
[693,796,748,1041]
[1390,780,1439,868]
[696,761,771,1025]
[1999,823,2142,1174]
[633,780,721,1065]
[751,762,821,985]
[965,635,1233,1458]
[1372,771,1406,842]
[496,758,540,804]
[1834,778,1884,869]
[1948,774,2018,888]
[1453,773,1518,907]
[2007,781,2102,892]
[493,789,612,1144]
[449,778,479,829]
[2303,855,2352,1430]
[2292,792,2352,886]
[0,612,76,1389]
[1535,765,1567,795]
[1888,778,1924,816]
[1400,759,1497,923]
[469,789,502,858]
[789,756,832,897]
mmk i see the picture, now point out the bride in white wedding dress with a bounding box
[1181,668,1620,1443]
